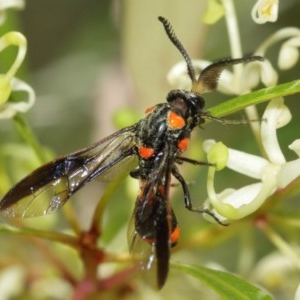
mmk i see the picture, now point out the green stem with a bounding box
[261,224,300,270]
[90,171,130,234]
[63,202,82,235]
[223,0,243,72]
[0,224,79,248]
[13,113,47,164]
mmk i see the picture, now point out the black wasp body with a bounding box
[0,16,263,288]
[130,89,206,286]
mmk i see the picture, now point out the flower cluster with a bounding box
[203,98,300,222]
[199,0,300,222]
[167,0,300,223]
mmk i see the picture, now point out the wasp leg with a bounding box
[171,165,227,226]
[176,156,214,166]
[202,111,263,125]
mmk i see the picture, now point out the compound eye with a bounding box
[189,94,205,113]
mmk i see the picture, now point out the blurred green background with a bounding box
[0,0,300,299]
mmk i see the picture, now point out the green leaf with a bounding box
[172,263,273,300]
[208,79,300,118]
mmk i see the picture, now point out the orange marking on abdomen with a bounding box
[177,137,190,152]
[138,146,155,159]
[171,226,180,246]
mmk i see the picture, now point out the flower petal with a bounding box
[202,188,236,223]
[277,158,300,189]
[251,252,299,292]
[278,37,300,70]
[203,139,269,180]
[207,183,263,221]
[207,142,228,170]
[167,60,239,95]
[227,148,269,179]
[261,98,291,164]
[251,0,279,24]
[259,59,278,87]
[0,265,26,298]
[0,74,11,104]
[0,0,25,25]
[289,140,300,157]
[0,77,35,119]
[208,163,278,220]
[222,183,263,208]
[167,61,195,90]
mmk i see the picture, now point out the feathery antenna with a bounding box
[158,16,196,82]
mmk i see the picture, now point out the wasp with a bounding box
[0,16,263,288]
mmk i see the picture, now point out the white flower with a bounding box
[251,0,279,24]
[0,0,25,25]
[251,252,300,298]
[168,18,300,96]
[254,27,300,71]
[0,31,36,118]
[203,98,300,221]
[0,77,35,118]
[0,265,26,298]
[167,58,265,95]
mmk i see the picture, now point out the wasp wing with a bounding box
[128,148,176,288]
[127,216,159,288]
[0,125,138,218]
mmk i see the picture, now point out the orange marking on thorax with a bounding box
[145,105,156,115]
[168,111,185,129]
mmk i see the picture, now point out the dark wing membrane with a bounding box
[0,126,138,218]
[127,217,158,288]
[128,148,175,288]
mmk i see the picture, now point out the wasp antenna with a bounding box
[194,55,264,94]
[158,16,196,82]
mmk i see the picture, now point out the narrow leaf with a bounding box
[172,263,273,300]
[208,79,300,117]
